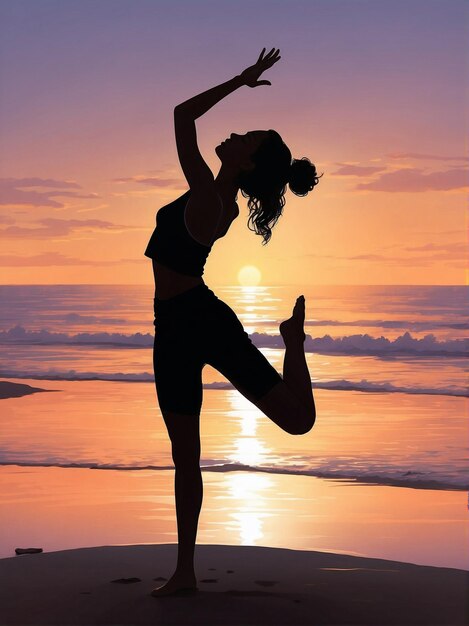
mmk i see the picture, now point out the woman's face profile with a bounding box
[215,130,268,169]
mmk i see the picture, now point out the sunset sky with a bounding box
[0,0,467,286]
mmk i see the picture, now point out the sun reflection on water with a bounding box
[222,389,277,544]
[226,473,274,545]
[227,391,273,464]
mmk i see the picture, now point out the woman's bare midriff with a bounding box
[152,260,205,300]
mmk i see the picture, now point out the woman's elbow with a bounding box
[174,103,190,116]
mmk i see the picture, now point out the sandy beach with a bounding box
[0,543,467,625]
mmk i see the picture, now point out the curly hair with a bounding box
[237,130,321,245]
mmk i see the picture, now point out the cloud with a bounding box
[0,252,118,266]
[332,163,387,176]
[403,229,466,238]
[356,167,468,192]
[0,253,146,267]
[347,244,466,266]
[119,257,147,264]
[112,175,185,188]
[403,242,467,254]
[388,153,469,163]
[0,178,99,208]
[299,242,466,267]
[76,203,110,214]
[2,177,81,189]
[348,246,466,267]
[348,254,389,261]
[0,214,15,224]
[1,218,134,239]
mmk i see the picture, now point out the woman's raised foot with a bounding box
[279,295,306,344]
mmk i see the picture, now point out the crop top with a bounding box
[144,190,213,277]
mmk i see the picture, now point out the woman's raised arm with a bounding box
[173,76,244,190]
[174,49,280,190]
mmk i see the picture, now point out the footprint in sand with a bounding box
[200,578,218,583]
[153,576,167,582]
[208,567,216,571]
[111,577,141,584]
[226,570,234,573]
[255,580,279,587]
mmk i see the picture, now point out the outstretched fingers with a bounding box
[257,47,281,66]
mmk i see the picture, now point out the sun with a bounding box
[237,265,262,286]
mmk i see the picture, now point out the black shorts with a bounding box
[152,284,282,415]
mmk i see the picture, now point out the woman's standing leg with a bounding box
[151,409,202,596]
[151,291,208,596]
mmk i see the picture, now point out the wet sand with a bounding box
[2,465,468,569]
[0,543,467,625]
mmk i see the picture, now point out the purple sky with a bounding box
[0,0,467,285]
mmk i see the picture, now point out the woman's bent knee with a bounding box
[252,380,315,435]
[291,409,316,435]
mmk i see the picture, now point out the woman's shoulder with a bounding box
[157,190,191,215]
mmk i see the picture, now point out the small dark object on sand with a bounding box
[111,577,141,584]
[226,569,234,573]
[153,576,167,581]
[15,548,43,555]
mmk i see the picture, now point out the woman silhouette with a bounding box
[146,48,319,597]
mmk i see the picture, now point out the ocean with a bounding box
[0,284,467,489]
[0,284,468,568]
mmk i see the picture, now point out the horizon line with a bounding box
[0,283,467,288]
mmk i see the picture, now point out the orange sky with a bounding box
[1,1,467,286]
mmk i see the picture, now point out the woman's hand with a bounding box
[239,48,281,88]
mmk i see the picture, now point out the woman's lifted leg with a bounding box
[253,295,316,435]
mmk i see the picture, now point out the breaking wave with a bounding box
[0,459,465,490]
[0,370,466,397]
[1,325,467,356]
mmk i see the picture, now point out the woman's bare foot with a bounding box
[279,295,306,344]
[151,570,198,597]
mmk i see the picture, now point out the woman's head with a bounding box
[217,129,321,244]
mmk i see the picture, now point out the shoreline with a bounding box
[1,465,467,570]
[1,373,467,399]
[0,459,466,492]
[0,543,466,625]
